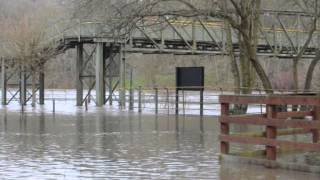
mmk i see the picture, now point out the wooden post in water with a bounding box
[155,87,158,114]
[138,86,142,113]
[20,66,27,106]
[200,89,204,132]
[166,88,169,115]
[220,103,229,154]
[200,90,204,117]
[53,99,56,113]
[266,104,277,161]
[129,89,134,111]
[182,90,185,116]
[85,98,88,111]
[175,89,179,116]
[1,58,7,105]
[129,69,134,111]
[312,105,320,143]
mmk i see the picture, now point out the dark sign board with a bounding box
[176,67,204,91]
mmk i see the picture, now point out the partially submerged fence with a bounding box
[219,94,320,163]
[3,86,320,117]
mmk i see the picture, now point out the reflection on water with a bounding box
[0,109,319,179]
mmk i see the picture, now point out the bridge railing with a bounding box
[56,15,320,56]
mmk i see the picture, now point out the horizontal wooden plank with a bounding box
[220,135,320,151]
[220,116,320,129]
[221,154,320,173]
[276,111,313,119]
[219,95,320,106]
[232,128,312,137]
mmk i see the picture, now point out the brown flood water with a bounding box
[0,108,319,179]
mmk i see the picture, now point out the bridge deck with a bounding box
[62,36,316,58]
[59,11,320,58]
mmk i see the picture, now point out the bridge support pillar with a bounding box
[107,44,114,106]
[96,42,105,107]
[39,64,45,105]
[76,43,83,106]
[119,44,126,109]
[20,67,27,105]
[1,58,7,105]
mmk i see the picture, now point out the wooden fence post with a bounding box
[155,87,158,114]
[266,104,277,161]
[312,105,320,143]
[220,103,230,154]
[138,86,142,113]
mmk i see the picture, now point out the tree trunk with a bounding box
[224,2,240,94]
[293,59,299,93]
[304,50,320,92]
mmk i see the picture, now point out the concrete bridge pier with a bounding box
[119,44,126,109]
[107,44,114,106]
[70,39,123,107]
[76,43,84,106]
[95,42,105,107]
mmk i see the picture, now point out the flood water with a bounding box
[0,107,319,179]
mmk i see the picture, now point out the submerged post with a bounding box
[76,43,83,106]
[155,87,159,114]
[96,42,105,107]
[1,58,7,105]
[175,89,179,115]
[108,75,113,106]
[129,68,134,111]
[200,89,204,132]
[200,90,204,116]
[129,89,134,111]
[39,64,45,105]
[166,88,169,115]
[138,86,142,113]
[85,98,88,111]
[53,99,55,113]
[20,66,27,106]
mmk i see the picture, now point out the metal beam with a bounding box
[198,19,222,50]
[134,24,161,50]
[277,15,298,54]
[164,18,193,50]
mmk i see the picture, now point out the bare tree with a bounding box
[0,0,65,106]
[290,0,320,93]
[74,0,320,96]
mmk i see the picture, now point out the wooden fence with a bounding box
[219,94,320,161]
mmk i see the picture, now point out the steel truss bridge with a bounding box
[1,10,319,107]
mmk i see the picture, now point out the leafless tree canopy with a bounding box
[1,0,320,94]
